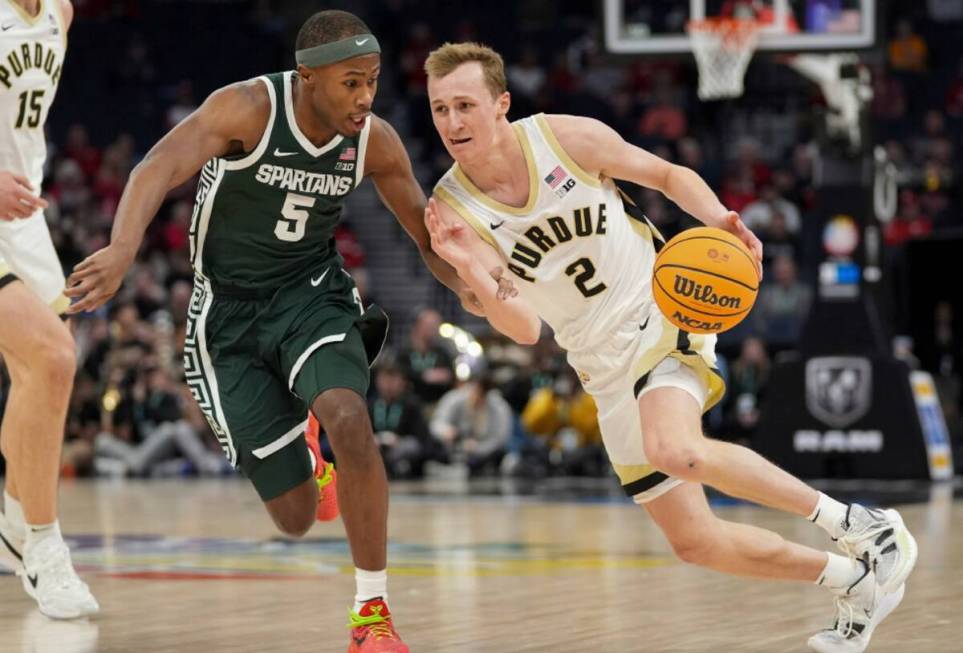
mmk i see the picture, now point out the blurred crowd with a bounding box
[0,0,961,480]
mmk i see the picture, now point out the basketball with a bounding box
[652,227,759,334]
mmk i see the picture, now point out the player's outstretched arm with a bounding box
[426,197,540,345]
[547,114,763,277]
[66,81,270,313]
[366,116,500,316]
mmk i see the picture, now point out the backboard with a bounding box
[603,0,878,54]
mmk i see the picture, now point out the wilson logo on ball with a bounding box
[673,275,742,309]
[652,226,760,335]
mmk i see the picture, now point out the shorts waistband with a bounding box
[208,283,280,300]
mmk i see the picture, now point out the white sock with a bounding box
[3,490,25,534]
[816,552,866,592]
[353,568,388,613]
[807,492,848,540]
[24,521,62,551]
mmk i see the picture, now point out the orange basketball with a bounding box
[652,227,760,335]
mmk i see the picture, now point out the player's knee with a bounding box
[34,332,76,387]
[666,524,719,566]
[646,442,707,481]
[323,404,374,457]
[272,508,314,538]
[671,537,716,566]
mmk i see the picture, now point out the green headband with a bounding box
[295,34,381,67]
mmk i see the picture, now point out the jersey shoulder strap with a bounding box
[523,113,603,189]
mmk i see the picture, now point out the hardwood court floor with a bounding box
[0,478,960,652]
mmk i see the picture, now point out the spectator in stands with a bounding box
[741,183,802,235]
[165,80,197,130]
[48,159,91,216]
[753,255,812,351]
[161,201,192,253]
[884,189,933,246]
[724,336,770,444]
[720,171,757,214]
[95,365,226,477]
[430,372,512,476]
[944,58,963,117]
[63,123,101,181]
[759,209,801,272]
[888,19,928,73]
[399,308,454,404]
[334,220,366,270]
[678,136,721,192]
[521,368,605,476]
[637,76,687,146]
[507,47,546,103]
[871,64,907,123]
[369,357,436,479]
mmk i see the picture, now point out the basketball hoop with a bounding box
[687,18,762,100]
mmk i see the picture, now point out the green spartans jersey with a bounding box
[189,71,371,291]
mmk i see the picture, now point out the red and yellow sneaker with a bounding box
[306,413,339,522]
[347,598,409,653]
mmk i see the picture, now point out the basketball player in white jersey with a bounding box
[0,0,99,619]
[423,43,914,653]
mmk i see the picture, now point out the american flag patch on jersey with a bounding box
[544,165,568,189]
[339,147,357,161]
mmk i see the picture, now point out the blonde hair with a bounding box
[424,42,507,99]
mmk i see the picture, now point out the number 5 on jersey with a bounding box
[274,192,314,242]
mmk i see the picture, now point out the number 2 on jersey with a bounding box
[274,192,314,242]
[566,257,607,298]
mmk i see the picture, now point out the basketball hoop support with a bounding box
[786,53,872,154]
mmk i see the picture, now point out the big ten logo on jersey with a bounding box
[334,145,355,172]
[0,42,63,90]
[254,164,353,197]
[507,203,607,282]
[544,164,576,199]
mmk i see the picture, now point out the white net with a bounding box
[688,19,762,100]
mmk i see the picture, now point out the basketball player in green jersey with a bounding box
[65,11,491,652]
[423,42,915,653]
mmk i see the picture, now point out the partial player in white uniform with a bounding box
[0,0,99,619]
[423,43,915,653]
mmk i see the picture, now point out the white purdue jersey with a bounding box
[0,0,68,312]
[435,113,724,505]
[0,0,66,191]
[434,113,662,355]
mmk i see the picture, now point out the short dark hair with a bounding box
[296,10,371,51]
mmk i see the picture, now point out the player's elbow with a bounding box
[510,318,541,345]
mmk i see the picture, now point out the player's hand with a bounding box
[0,171,47,220]
[720,211,764,281]
[425,197,473,271]
[64,245,135,313]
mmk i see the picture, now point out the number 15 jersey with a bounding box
[0,0,66,191]
[433,113,663,356]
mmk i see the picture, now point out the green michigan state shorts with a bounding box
[183,264,387,501]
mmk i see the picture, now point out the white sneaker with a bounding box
[0,509,25,572]
[836,505,918,593]
[22,535,100,620]
[808,562,905,653]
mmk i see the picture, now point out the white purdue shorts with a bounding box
[0,210,68,314]
[569,301,726,504]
